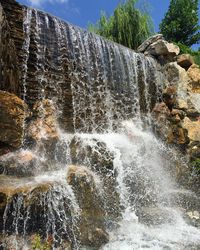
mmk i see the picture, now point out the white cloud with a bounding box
[28,0,69,7]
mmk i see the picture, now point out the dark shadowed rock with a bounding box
[0,90,28,148]
[177,54,194,70]
[67,165,109,247]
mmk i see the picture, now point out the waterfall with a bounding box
[1,4,200,250]
[18,7,162,132]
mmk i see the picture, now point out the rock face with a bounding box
[188,64,200,93]
[137,34,164,53]
[177,54,194,70]
[137,34,180,62]
[150,40,200,189]
[69,136,120,219]
[0,2,21,95]
[0,90,27,149]
[26,99,59,145]
[67,165,109,247]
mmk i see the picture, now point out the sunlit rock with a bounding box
[138,34,180,63]
[26,99,58,141]
[183,117,200,142]
[164,62,190,109]
[187,64,200,93]
[137,34,164,53]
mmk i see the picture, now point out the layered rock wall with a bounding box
[0,1,21,94]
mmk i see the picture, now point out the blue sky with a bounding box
[17,0,199,49]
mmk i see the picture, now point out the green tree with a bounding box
[88,0,153,50]
[160,0,200,47]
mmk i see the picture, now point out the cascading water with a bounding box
[1,4,200,250]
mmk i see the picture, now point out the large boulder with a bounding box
[138,34,180,62]
[187,64,200,94]
[183,117,200,142]
[69,136,120,219]
[67,165,109,248]
[69,136,114,173]
[152,102,189,148]
[147,40,180,57]
[187,64,200,114]
[164,62,190,110]
[137,34,164,53]
[0,91,27,148]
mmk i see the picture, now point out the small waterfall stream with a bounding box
[1,5,200,250]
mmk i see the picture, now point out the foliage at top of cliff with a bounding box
[160,0,200,47]
[88,0,153,50]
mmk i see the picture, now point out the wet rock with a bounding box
[67,165,104,216]
[0,175,75,239]
[70,136,114,173]
[0,2,21,95]
[152,102,171,140]
[0,150,38,176]
[0,176,52,227]
[177,54,194,70]
[67,165,109,247]
[87,227,109,247]
[26,99,59,153]
[136,207,174,226]
[69,137,120,220]
[26,99,58,142]
[185,211,200,228]
[0,90,28,148]
[169,189,200,211]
